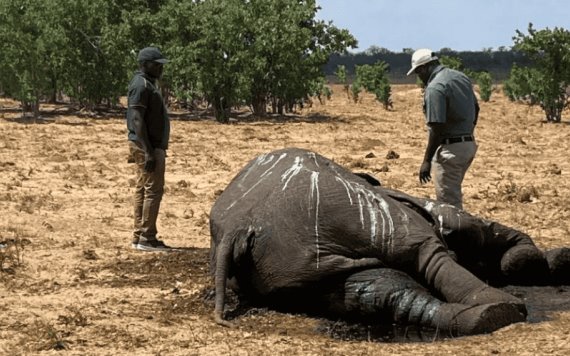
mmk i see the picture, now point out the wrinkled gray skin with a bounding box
[210,148,569,335]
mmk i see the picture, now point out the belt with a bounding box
[441,135,474,145]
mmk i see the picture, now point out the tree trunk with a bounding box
[49,77,57,104]
[213,96,229,123]
[251,94,266,117]
[33,97,40,119]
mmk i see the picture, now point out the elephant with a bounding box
[209,147,569,336]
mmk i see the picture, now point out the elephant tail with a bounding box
[214,237,235,327]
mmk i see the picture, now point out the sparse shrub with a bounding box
[0,238,25,274]
[350,81,362,103]
[24,318,69,351]
[57,306,89,328]
[497,180,539,203]
[439,55,464,71]
[476,71,493,102]
[354,61,393,109]
[349,158,370,170]
[334,65,350,99]
[15,192,60,214]
[441,55,492,101]
[505,23,570,122]
[375,80,393,110]
[309,77,333,105]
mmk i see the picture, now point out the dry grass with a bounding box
[1,86,570,355]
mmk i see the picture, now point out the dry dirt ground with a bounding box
[1,84,569,355]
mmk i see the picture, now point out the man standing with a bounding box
[127,46,172,251]
[407,48,479,210]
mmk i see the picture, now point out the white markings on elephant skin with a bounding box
[227,152,397,266]
[423,200,462,237]
[334,176,395,251]
[227,153,288,210]
[310,171,321,268]
[281,156,304,190]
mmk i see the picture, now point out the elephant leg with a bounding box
[500,244,550,285]
[545,248,570,285]
[476,220,550,285]
[324,268,525,336]
[439,208,550,285]
[418,241,527,315]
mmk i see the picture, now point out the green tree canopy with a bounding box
[0,0,356,121]
[505,23,570,122]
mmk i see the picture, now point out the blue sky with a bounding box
[316,0,570,52]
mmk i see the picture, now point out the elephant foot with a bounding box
[461,285,527,316]
[434,302,526,336]
[545,248,570,285]
[501,245,550,285]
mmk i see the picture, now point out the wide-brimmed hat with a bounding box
[137,47,169,64]
[407,48,438,75]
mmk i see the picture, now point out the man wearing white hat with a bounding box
[407,49,479,210]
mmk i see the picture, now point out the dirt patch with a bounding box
[1,86,570,355]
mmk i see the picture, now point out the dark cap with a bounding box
[137,47,169,64]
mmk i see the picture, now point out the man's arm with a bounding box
[132,108,156,172]
[474,98,480,126]
[419,123,443,184]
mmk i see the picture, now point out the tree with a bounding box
[191,0,248,122]
[0,0,58,117]
[156,0,202,109]
[505,23,570,122]
[439,55,464,71]
[0,0,158,115]
[503,64,537,104]
[242,0,356,116]
[0,0,357,122]
[440,55,493,102]
[334,65,350,98]
[475,71,493,102]
[354,61,392,110]
[191,0,356,121]
[350,80,362,104]
[308,76,332,105]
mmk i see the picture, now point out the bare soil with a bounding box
[1,85,569,355]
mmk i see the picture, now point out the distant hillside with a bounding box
[323,49,532,84]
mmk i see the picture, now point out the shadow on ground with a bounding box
[93,249,570,343]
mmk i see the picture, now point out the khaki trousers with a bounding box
[129,141,166,243]
[432,141,477,210]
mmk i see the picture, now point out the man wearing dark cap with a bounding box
[407,48,479,210]
[126,46,172,251]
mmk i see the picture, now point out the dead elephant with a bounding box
[210,147,569,336]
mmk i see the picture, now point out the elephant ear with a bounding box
[354,172,382,186]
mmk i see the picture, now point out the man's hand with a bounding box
[419,161,431,184]
[144,152,156,172]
